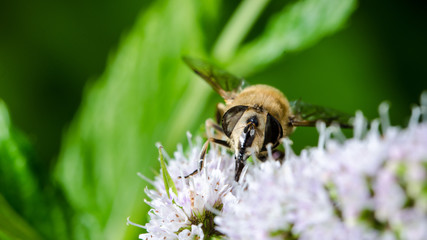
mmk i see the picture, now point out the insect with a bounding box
[182,57,353,181]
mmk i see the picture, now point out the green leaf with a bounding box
[54,0,218,239]
[228,0,357,75]
[0,102,43,239]
[159,147,177,198]
[212,0,270,62]
[0,100,71,240]
[0,101,36,203]
[0,194,43,240]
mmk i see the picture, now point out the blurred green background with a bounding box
[0,0,426,239]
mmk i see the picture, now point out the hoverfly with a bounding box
[182,57,353,181]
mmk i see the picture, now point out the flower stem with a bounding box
[212,0,270,62]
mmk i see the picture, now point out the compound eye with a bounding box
[222,106,248,137]
[263,114,283,149]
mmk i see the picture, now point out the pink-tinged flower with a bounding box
[132,94,427,240]
[216,101,427,240]
[132,137,237,240]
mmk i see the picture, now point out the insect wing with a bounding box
[290,100,353,128]
[183,56,246,100]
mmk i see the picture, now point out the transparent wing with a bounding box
[183,56,246,100]
[289,99,353,128]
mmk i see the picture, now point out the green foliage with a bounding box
[159,147,177,198]
[0,194,42,240]
[0,100,41,240]
[227,0,357,75]
[55,1,211,239]
[0,101,70,240]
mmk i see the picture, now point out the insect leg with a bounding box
[205,119,225,136]
[205,119,228,149]
[183,138,230,178]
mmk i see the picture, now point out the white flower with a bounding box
[134,137,237,240]
[177,224,204,240]
[216,103,427,240]
[133,94,427,240]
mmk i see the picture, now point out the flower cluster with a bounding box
[134,136,238,240]
[131,97,427,240]
[217,115,427,240]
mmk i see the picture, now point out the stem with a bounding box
[212,0,270,62]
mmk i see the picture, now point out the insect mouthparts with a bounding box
[243,122,256,135]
